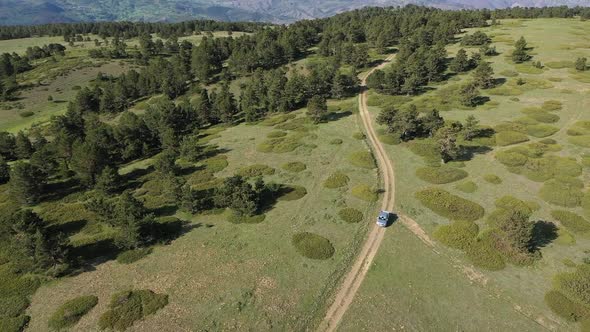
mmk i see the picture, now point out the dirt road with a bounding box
[318,55,434,332]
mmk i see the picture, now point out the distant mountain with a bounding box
[0,0,589,26]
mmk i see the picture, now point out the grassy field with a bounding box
[24,99,381,331]
[339,18,590,331]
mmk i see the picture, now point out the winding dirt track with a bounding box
[319,55,434,332]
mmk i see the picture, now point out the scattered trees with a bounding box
[472,61,495,89]
[512,36,531,63]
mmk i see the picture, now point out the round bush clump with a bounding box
[415,188,484,222]
[351,185,378,202]
[237,164,275,178]
[542,100,563,111]
[551,210,590,234]
[455,181,478,193]
[495,151,528,167]
[202,155,228,173]
[540,177,584,207]
[116,248,152,264]
[48,295,98,330]
[98,290,168,331]
[329,138,343,145]
[416,167,468,184]
[324,172,349,189]
[526,124,559,138]
[347,151,377,169]
[434,220,479,250]
[292,232,335,260]
[483,174,502,184]
[495,131,529,146]
[338,208,364,223]
[352,132,366,140]
[526,111,560,124]
[569,135,590,148]
[281,161,306,173]
[465,233,506,270]
[545,291,590,322]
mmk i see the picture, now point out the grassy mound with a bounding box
[351,185,379,202]
[324,172,349,189]
[408,139,441,165]
[540,177,584,207]
[545,61,574,69]
[569,136,590,148]
[292,232,335,260]
[277,185,307,201]
[455,181,478,193]
[281,162,306,173]
[98,290,168,331]
[338,208,364,224]
[483,174,502,184]
[347,151,377,169]
[379,134,401,145]
[526,124,559,138]
[551,210,590,234]
[237,164,276,178]
[545,291,590,322]
[48,296,98,330]
[496,151,528,167]
[352,132,366,140]
[202,155,228,173]
[415,188,484,222]
[465,232,506,270]
[495,196,539,214]
[434,220,479,250]
[525,111,560,124]
[495,131,529,146]
[267,131,288,138]
[116,248,152,264]
[329,138,343,145]
[505,155,582,182]
[542,100,563,111]
[549,265,590,322]
[415,167,468,184]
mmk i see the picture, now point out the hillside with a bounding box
[1,0,589,25]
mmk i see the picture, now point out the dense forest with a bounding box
[1,4,589,331]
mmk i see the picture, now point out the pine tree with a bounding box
[512,36,531,63]
[497,209,534,253]
[459,82,480,107]
[472,61,495,89]
[420,109,444,137]
[436,126,460,163]
[307,96,328,124]
[450,49,469,72]
[214,83,237,124]
[463,115,481,140]
[575,57,587,72]
[15,131,33,159]
[9,161,45,205]
[195,89,213,125]
[95,166,121,194]
[0,156,9,183]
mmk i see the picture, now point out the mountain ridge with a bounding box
[0,0,588,26]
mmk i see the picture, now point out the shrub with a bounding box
[408,140,440,165]
[324,172,349,189]
[19,111,34,118]
[545,61,574,69]
[465,232,506,270]
[540,138,557,145]
[496,151,528,167]
[484,174,502,184]
[570,136,590,148]
[351,185,378,202]
[554,265,590,312]
[237,164,275,178]
[202,155,228,173]
[495,131,529,146]
[526,124,559,138]
[48,295,98,330]
[540,178,584,207]
[98,290,168,331]
[0,315,30,332]
[292,232,335,260]
[434,220,479,250]
[347,151,376,169]
[277,185,307,201]
[281,162,306,173]
[338,208,364,223]
[455,181,477,193]
[551,210,590,234]
[499,69,519,77]
[267,131,287,138]
[542,100,563,111]
[329,138,343,145]
[416,167,468,184]
[379,134,401,145]
[257,134,304,153]
[116,248,152,264]
[415,188,484,221]
[545,291,590,322]
[526,111,560,124]
[495,196,539,214]
[352,132,366,140]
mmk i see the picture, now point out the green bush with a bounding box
[352,132,366,140]
[281,162,306,173]
[48,295,98,330]
[19,111,34,118]
[545,61,574,69]
[569,136,590,148]
[267,131,288,138]
[551,210,590,234]
[483,174,502,184]
[98,290,168,331]
[277,185,307,201]
[237,164,275,178]
[379,134,401,145]
[434,220,479,250]
[495,121,527,133]
[455,181,478,193]
[324,172,349,189]
[526,124,559,138]
[202,155,228,173]
[0,315,30,332]
[329,138,343,145]
[415,188,484,221]
[495,196,539,214]
[526,111,560,124]
[465,232,506,270]
[554,265,590,312]
[416,167,468,184]
[542,100,563,111]
[351,185,378,202]
[513,156,582,182]
[496,151,528,167]
[338,208,364,223]
[545,290,589,322]
[495,131,529,146]
[347,151,376,169]
[292,232,335,260]
[257,133,304,153]
[540,177,584,207]
[116,248,152,264]
[408,140,440,165]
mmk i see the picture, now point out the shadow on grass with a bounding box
[532,220,558,249]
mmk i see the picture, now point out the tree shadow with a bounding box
[532,220,558,249]
[458,145,494,161]
[150,204,179,217]
[43,178,85,202]
[120,165,155,192]
[492,77,507,87]
[326,110,352,122]
[47,219,88,236]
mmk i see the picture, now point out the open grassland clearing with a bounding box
[340,18,590,331]
[24,100,380,331]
